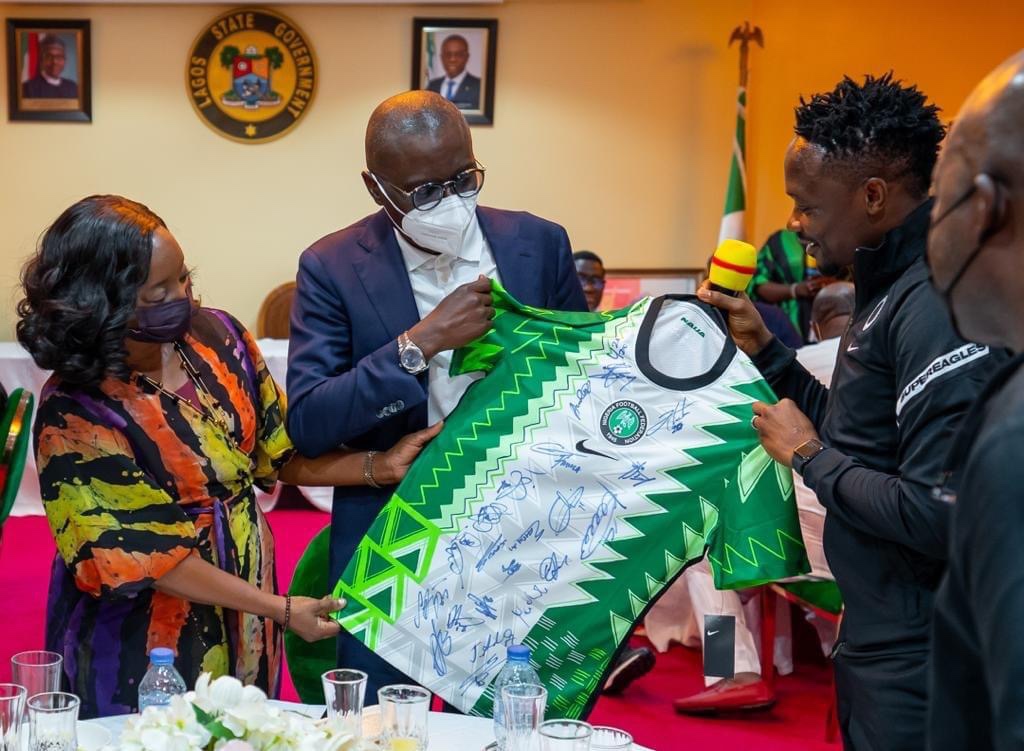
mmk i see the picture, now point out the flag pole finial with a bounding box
[729,22,764,88]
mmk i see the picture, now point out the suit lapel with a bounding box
[353,211,422,339]
[478,207,542,307]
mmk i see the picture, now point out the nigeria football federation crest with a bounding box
[600,400,647,445]
[186,9,317,143]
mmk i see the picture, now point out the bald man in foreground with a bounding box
[925,51,1024,750]
[286,91,586,696]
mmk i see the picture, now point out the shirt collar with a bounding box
[444,69,469,87]
[852,198,933,308]
[41,73,63,86]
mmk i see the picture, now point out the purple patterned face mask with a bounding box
[126,296,194,343]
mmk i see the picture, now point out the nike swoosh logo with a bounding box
[847,343,859,352]
[575,439,614,460]
[707,630,719,637]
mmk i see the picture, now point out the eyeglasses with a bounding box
[577,274,606,290]
[373,162,486,211]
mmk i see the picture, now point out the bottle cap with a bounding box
[149,647,175,665]
[507,645,531,662]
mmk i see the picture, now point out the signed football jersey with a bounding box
[333,283,807,718]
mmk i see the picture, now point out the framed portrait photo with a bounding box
[412,18,497,126]
[6,19,91,122]
[599,268,707,310]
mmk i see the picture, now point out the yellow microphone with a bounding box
[707,239,758,296]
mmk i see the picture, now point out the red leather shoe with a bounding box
[672,678,775,715]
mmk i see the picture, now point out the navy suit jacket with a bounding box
[287,206,587,580]
[426,73,481,110]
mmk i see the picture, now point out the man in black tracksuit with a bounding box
[701,74,1003,750]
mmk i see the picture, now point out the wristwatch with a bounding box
[792,438,826,476]
[398,332,428,374]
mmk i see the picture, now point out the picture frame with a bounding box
[411,18,497,126]
[599,268,707,310]
[6,18,91,123]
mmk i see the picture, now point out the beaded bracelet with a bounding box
[283,594,292,632]
[364,450,382,489]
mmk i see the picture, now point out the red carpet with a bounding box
[0,509,837,750]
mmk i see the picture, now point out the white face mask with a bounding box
[371,174,478,256]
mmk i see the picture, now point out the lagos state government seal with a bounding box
[187,9,317,143]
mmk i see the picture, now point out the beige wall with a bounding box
[0,0,750,337]
[746,0,1024,236]
[1,0,1022,338]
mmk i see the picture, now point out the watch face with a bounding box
[401,347,425,371]
[796,439,823,460]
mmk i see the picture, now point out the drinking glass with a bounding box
[0,685,26,751]
[377,685,429,751]
[590,726,633,750]
[10,652,62,702]
[321,669,368,739]
[501,684,547,751]
[27,692,79,751]
[539,720,592,751]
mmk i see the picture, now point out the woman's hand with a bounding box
[697,281,774,357]
[375,422,444,485]
[285,595,346,642]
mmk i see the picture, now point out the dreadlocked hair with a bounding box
[794,72,946,197]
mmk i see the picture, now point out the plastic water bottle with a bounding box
[492,645,542,750]
[138,647,187,712]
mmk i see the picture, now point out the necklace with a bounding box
[138,341,236,440]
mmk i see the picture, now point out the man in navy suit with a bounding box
[287,90,587,698]
[425,35,481,110]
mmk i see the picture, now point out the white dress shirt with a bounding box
[440,69,468,100]
[791,335,843,581]
[396,215,500,424]
[795,336,841,388]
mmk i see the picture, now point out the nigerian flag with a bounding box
[718,85,747,243]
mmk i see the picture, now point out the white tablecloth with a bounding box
[0,339,333,517]
[84,701,653,750]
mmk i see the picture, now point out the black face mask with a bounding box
[926,181,999,337]
[126,296,194,343]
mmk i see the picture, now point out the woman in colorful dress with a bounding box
[17,195,440,718]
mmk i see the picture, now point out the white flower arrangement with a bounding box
[116,674,358,751]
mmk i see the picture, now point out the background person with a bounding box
[748,228,832,341]
[573,249,606,311]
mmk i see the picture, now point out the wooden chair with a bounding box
[256,281,296,339]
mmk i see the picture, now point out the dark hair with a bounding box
[442,34,469,50]
[17,195,166,387]
[573,250,604,265]
[794,72,946,197]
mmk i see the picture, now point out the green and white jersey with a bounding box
[333,283,807,718]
